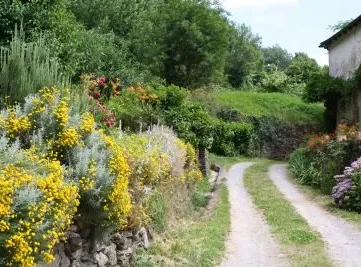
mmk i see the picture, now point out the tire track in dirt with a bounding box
[220,163,287,267]
[269,164,361,267]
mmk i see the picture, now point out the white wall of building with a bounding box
[329,26,361,79]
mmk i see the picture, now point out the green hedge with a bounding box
[289,141,352,193]
[211,121,252,156]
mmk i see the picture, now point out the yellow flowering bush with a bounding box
[79,112,95,134]
[0,86,203,266]
[56,127,80,148]
[0,143,79,267]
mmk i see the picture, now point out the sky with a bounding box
[222,0,361,66]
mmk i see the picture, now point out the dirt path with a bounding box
[269,164,361,267]
[221,163,287,267]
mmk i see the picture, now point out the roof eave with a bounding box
[319,14,361,50]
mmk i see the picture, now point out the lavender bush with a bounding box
[332,157,361,210]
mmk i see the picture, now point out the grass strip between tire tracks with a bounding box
[244,160,333,267]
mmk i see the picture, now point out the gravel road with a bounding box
[220,163,287,267]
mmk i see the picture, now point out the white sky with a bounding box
[222,0,361,66]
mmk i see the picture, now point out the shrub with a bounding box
[289,148,320,186]
[0,138,79,266]
[332,157,361,211]
[211,121,252,156]
[155,84,187,110]
[0,27,68,104]
[0,86,203,266]
[164,103,215,149]
[289,140,349,193]
[107,89,160,131]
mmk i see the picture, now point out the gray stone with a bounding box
[117,247,133,257]
[67,232,82,252]
[111,233,132,250]
[116,255,130,267]
[70,225,79,233]
[95,252,108,267]
[79,261,97,267]
[136,227,150,248]
[103,243,117,266]
[69,249,82,261]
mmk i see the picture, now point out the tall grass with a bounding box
[192,89,325,125]
[0,26,68,104]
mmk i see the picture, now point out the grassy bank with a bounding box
[134,184,230,267]
[194,90,324,125]
[244,160,332,267]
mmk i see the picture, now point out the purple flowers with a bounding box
[332,157,361,206]
[332,177,353,206]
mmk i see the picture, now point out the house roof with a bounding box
[320,14,361,49]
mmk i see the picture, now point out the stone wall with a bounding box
[38,221,152,267]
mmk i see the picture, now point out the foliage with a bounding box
[226,23,264,88]
[262,44,293,71]
[211,121,252,156]
[303,67,347,103]
[328,18,353,32]
[0,86,202,266]
[132,0,230,88]
[252,67,289,93]
[164,103,215,149]
[190,177,213,208]
[289,140,349,193]
[0,27,68,104]
[156,84,187,110]
[286,52,320,83]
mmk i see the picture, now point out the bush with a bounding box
[289,140,349,193]
[190,177,213,208]
[155,84,187,110]
[332,157,361,211]
[0,86,203,266]
[289,148,321,186]
[0,27,68,104]
[106,87,160,131]
[211,121,252,156]
[164,103,215,149]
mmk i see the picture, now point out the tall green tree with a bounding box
[262,44,293,71]
[225,23,264,88]
[131,0,229,88]
[286,52,320,84]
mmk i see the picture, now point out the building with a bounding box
[320,15,361,127]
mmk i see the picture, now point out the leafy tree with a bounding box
[0,0,71,42]
[328,18,353,32]
[131,0,229,88]
[262,44,293,71]
[286,52,320,84]
[225,23,264,88]
[70,0,155,37]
